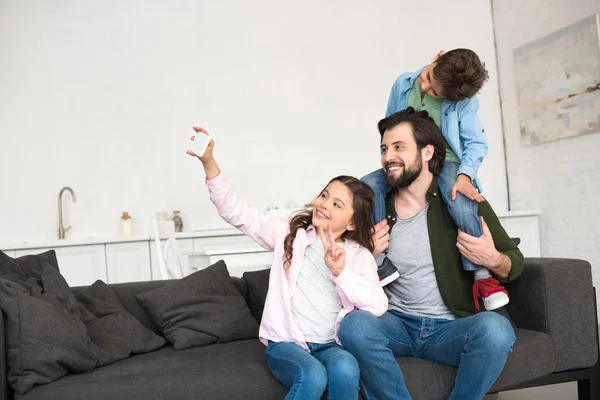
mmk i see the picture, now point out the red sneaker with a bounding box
[472,277,509,311]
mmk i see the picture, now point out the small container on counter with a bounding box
[120,212,133,236]
[172,210,183,233]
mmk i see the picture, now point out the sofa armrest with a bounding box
[505,258,598,372]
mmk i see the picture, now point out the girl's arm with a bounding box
[188,127,287,251]
[334,249,388,317]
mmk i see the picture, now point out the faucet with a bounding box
[58,187,77,239]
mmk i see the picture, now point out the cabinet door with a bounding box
[192,234,258,250]
[106,242,152,284]
[498,216,542,257]
[149,238,194,280]
[188,251,273,278]
[15,245,107,287]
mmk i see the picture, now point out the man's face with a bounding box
[418,63,444,99]
[380,123,424,189]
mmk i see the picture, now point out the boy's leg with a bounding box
[420,312,516,400]
[437,162,509,310]
[360,168,390,225]
[338,310,416,400]
[310,343,360,400]
[361,169,400,286]
[265,341,328,400]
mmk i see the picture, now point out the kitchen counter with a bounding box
[0,228,243,251]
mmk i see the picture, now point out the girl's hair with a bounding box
[282,175,375,269]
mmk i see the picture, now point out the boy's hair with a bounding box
[378,107,446,175]
[433,49,489,101]
[283,176,375,269]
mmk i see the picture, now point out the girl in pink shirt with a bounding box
[188,127,387,400]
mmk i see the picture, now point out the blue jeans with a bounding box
[361,162,483,271]
[338,310,515,400]
[265,341,360,400]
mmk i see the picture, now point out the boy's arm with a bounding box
[385,79,400,117]
[456,96,488,181]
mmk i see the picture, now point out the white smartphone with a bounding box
[189,133,212,157]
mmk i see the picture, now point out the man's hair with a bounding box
[433,48,489,101]
[378,107,446,175]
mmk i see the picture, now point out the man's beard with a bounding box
[385,152,423,189]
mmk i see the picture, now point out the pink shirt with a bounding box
[206,173,388,350]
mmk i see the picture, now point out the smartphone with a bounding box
[189,133,212,157]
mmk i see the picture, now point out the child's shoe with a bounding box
[472,277,509,311]
[378,257,400,286]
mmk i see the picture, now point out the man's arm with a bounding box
[456,200,524,283]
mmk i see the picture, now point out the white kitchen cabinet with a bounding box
[105,241,152,284]
[186,247,273,278]
[192,234,257,250]
[1,249,16,257]
[497,211,542,257]
[149,238,194,280]
[14,245,107,287]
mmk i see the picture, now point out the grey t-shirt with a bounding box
[381,203,455,320]
[291,237,344,343]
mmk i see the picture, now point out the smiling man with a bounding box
[340,108,524,400]
[361,49,510,312]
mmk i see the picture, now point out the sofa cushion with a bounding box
[391,327,556,399]
[73,280,166,366]
[242,268,270,322]
[102,280,176,335]
[0,251,97,395]
[137,260,259,350]
[16,340,288,400]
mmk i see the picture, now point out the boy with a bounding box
[362,48,509,311]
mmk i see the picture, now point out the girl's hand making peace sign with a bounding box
[318,225,345,277]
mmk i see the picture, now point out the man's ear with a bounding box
[433,50,444,62]
[422,144,435,162]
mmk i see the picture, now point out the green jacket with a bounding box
[385,177,524,317]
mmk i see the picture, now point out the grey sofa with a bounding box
[1,258,598,400]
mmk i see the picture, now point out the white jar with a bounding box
[120,212,133,236]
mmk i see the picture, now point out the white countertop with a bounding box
[0,228,243,251]
[1,209,542,252]
[495,209,543,218]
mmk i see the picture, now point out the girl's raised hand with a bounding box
[187,126,215,162]
[187,126,220,180]
[319,225,345,277]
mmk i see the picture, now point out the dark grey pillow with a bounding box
[137,260,259,350]
[242,268,271,323]
[0,262,97,395]
[0,250,60,286]
[74,280,166,366]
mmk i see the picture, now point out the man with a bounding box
[362,49,509,311]
[339,108,523,399]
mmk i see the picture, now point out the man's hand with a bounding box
[456,217,511,278]
[371,219,390,258]
[451,174,485,202]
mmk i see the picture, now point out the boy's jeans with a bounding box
[361,161,483,271]
[338,310,515,400]
[265,340,360,400]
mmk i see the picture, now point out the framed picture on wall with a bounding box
[513,14,600,146]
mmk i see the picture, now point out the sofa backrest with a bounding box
[71,275,251,335]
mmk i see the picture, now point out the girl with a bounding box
[187,127,388,400]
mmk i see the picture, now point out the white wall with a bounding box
[492,0,600,308]
[0,0,506,244]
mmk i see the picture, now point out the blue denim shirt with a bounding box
[385,68,487,191]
